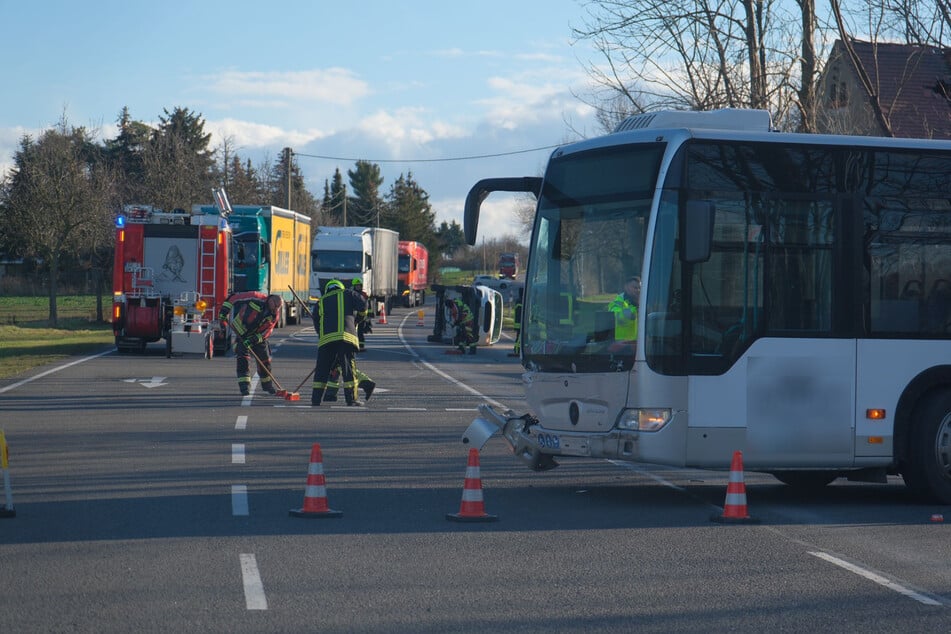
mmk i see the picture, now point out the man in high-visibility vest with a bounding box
[608,276,640,343]
[219,292,283,396]
[311,279,368,406]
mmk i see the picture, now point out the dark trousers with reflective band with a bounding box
[235,339,273,391]
[325,365,372,399]
[455,318,477,351]
[311,340,358,404]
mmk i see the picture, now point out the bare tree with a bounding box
[573,0,818,131]
[2,117,113,324]
[822,0,951,138]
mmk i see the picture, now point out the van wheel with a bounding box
[902,390,951,504]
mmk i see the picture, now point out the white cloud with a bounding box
[206,118,327,151]
[356,108,468,150]
[207,69,371,106]
[479,71,595,130]
[432,194,531,244]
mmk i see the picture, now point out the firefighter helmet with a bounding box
[325,279,344,293]
[351,277,362,287]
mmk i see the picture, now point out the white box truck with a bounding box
[309,226,399,313]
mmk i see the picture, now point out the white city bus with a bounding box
[463,109,951,504]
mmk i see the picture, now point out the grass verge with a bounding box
[0,297,114,380]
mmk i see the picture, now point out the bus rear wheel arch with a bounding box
[901,390,951,504]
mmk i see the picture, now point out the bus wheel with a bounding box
[902,391,951,504]
[771,471,838,489]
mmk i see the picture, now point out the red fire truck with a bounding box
[112,205,233,357]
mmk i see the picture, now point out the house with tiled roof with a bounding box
[817,39,951,139]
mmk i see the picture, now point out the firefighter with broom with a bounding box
[311,280,368,406]
[218,291,283,396]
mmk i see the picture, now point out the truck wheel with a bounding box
[902,390,951,503]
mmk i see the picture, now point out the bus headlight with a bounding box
[616,408,671,432]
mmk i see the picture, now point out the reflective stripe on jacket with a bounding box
[315,288,367,348]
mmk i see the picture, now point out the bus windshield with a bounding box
[523,144,664,372]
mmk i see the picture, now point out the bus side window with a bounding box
[925,279,951,333]
[901,279,922,300]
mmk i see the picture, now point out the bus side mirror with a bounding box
[683,200,714,263]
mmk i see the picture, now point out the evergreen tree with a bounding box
[321,169,347,225]
[384,172,436,247]
[142,106,215,210]
[226,156,262,205]
[347,160,384,226]
[103,106,150,205]
[263,148,319,219]
[435,220,466,259]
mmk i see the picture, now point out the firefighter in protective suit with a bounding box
[219,291,283,396]
[446,296,478,354]
[352,277,371,351]
[311,279,368,406]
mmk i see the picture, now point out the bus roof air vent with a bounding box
[613,108,772,133]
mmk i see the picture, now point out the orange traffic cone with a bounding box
[447,448,498,522]
[289,443,342,518]
[378,304,388,325]
[416,309,425,327]
[711,450,758,524]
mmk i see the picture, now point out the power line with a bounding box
[292,144,560,164]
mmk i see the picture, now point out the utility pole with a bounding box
[342,185,347,226]
[283,147,292,209]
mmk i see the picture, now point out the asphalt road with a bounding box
[1,301,949,633]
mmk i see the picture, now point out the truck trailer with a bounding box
[112,205,232,357]
[310,226,399,312]
[194,203,311,326]
[398,240,429,307]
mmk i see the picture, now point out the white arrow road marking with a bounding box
[121,377,167,388]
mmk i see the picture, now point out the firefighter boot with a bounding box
[346,387,364,407]
[261,380,277,395]
[310,389,324,407]
[323,390,338,402]
[240,384,250,396]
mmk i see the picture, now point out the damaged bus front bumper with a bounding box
[462,404,562,471]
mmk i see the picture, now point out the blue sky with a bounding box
[0,0,603,241]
